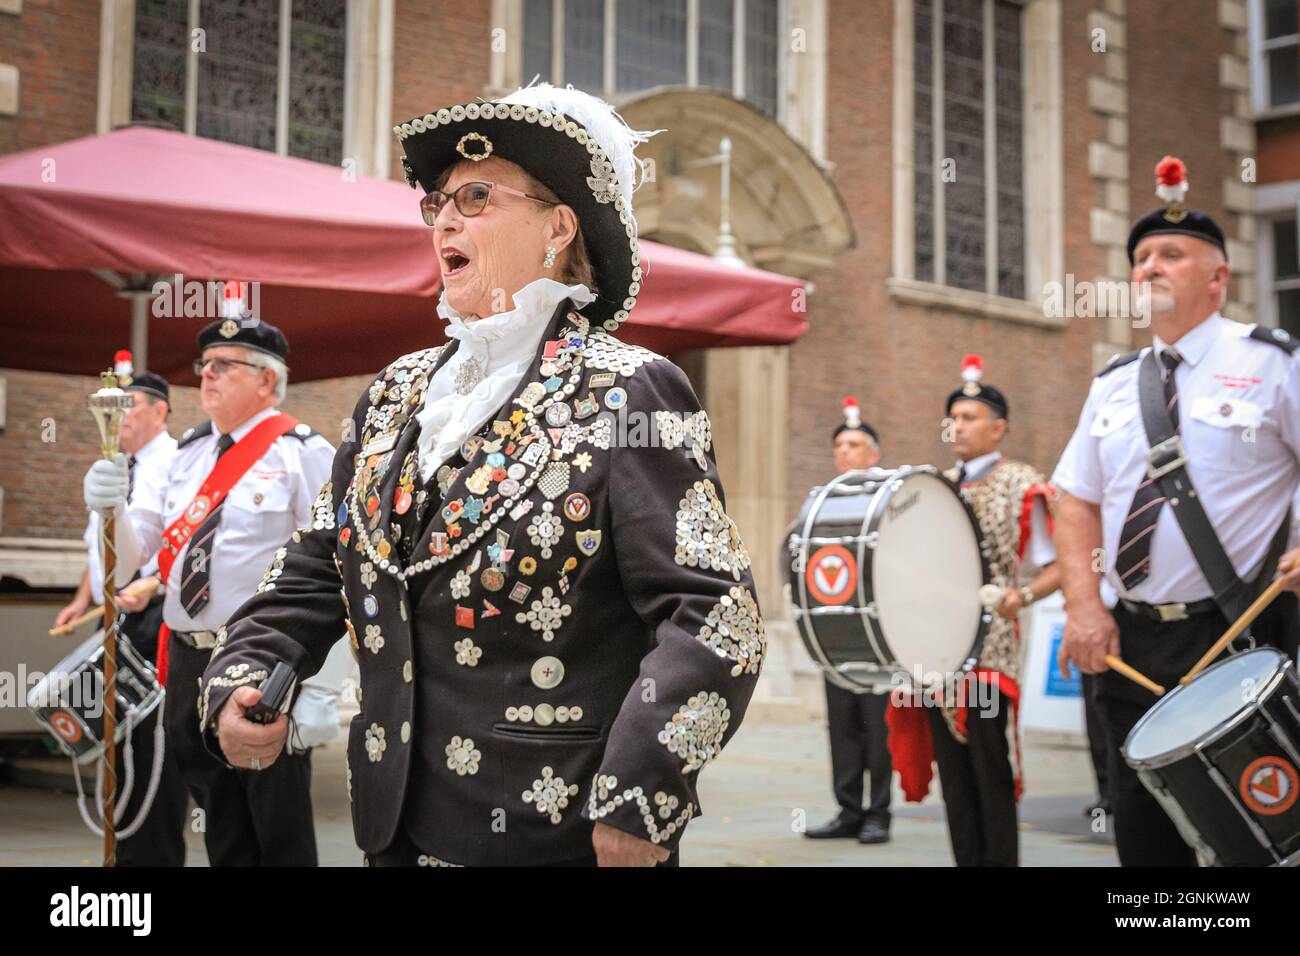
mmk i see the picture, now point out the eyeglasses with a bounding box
[194,356,261,377]
[420,181,557,225]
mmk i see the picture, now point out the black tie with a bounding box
[1114,350,1182,589]
[956,463,967,485]
[127,454,137,502]
[179,433,234,616]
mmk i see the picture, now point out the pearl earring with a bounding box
[543,246,557,269]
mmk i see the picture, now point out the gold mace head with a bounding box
[88,368,134,460]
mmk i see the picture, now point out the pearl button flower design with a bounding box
[363,624,384,654]
[453,637,482,667]
[450,568,472,599]
[360,562,377,588]
[514,586,572,642]
[365,723,386,763]
[522,765,580,824]
[445,735,481,776]
[527,502,563,558]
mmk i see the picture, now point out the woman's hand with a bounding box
[216,686,289,770]
[593,821,671,866]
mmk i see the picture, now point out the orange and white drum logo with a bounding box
[50,710,83,744]
[805,545,857,606]
[1239,756,1299,816]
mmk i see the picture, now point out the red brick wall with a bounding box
[388,0,494,182]
[785,0,1118,518]
[1258,121,1300,184]
[1127,0,1236,296]
[0,0,101,156]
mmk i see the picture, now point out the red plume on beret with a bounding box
[960,354,983,382]
[1155,155,1187,187]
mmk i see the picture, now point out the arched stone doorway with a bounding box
[621,88,854,709]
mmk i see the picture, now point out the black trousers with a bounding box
[1081,672,1116,810]
[925,703,1018,866]
[1098,593,1298,867]
[114,598,189,867]
[165,636,318,866]
[823,679,892,825]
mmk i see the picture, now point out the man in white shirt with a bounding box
[1053,160,1300,866]
[84,319,335,866]
[57,361,188,866]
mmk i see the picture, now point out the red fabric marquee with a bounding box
[0,127,806,383]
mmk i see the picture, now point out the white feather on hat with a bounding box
[498,82,662,238]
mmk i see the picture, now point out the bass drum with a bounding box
[784,465,991,692]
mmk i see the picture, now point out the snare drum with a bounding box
[784,465,992,692]
[1123,648,1300,867]
[27,630,163,766]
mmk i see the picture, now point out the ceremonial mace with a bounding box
[88,368,134,867]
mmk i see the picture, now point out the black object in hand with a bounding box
[243,661,295,725]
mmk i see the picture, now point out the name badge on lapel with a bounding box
[361,431,398,457]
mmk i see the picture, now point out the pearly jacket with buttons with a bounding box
[199,300,766,864]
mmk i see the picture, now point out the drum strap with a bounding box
[1137,352,1288,622]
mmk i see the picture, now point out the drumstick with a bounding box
[49,606,102,636]
[1179,558,1298,687]
[1104,655,1165,696]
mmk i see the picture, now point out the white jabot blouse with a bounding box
[415,278,595,481]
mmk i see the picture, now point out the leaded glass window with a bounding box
[913,0,1025,299]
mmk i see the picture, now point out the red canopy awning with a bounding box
[0,127,806,382]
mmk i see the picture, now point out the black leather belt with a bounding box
[1119,597,1220,623]
[172,629,219,650]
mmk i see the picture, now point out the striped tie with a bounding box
[1114,350,1182,589]
[179,433,234,616]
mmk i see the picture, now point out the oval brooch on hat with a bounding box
[395,83,661,332]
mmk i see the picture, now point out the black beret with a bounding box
[946,382,1009,420]
[197,318,289,363]
[1127,206,1227,265]
[833,421,879,444]
[125,371,170,404]
[1127,156,1227,265]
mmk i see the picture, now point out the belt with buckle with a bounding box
[173,629,219,650]
[1119,597,1219,623]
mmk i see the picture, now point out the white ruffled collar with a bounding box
[437,278,594,351]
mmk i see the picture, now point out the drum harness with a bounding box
[1136,351,1291,637]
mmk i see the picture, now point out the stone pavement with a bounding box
[0,718,1116,866]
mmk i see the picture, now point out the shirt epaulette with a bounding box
[1248,324,1299,355]
[285,423,321,441]
[1095,349,1142,377]
[176,421,214,449]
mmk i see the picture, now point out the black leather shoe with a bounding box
[857,819,891,845]
[804,815,862,839]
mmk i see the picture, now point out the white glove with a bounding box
[84,454,129,511]
[286,684,341,754]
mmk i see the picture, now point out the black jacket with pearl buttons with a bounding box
[200,299,765,864]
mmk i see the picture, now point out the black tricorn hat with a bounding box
[395,84,659,332]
